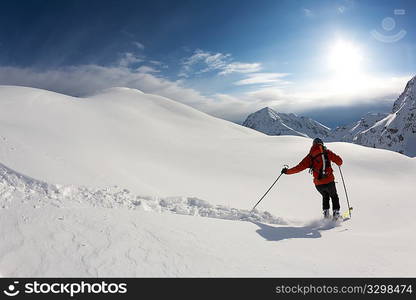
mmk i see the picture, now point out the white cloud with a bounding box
[136,65,159,73]
[183,50,229,67]
[180,49,261,77]
[202,53,230,70]
[133,41,145,50]
[118,52,143,68]
[0,62,411,124]
[233,73,291,85]
[149,60,168,68]
[243,74,412,113]
[180,49,231,77]
[218,62,262,75]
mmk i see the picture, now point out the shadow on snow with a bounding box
[251,220,339,242]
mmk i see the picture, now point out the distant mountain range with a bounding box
[242,75,416,157]
[242,107,331,139]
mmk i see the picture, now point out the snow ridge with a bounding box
[0,162,285,225]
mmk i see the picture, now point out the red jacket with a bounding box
[286,144,343,186]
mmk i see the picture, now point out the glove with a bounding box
[281,167,288,174]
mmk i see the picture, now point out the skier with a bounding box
[281,138,343,220]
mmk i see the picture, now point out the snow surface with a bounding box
[1,85,416,277]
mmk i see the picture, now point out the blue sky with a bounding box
[0,0,415,127]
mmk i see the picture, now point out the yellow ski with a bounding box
[341,207,353,221]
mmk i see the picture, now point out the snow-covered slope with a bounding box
[354,76,416,156]
[242,107,331,139]
[1,85,416,277]
[0,85,263,204]
[330,112,389,142]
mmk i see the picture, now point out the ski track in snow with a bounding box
[0,162,286,226]
[0,160,293,276]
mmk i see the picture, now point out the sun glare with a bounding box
[328,40,363,76]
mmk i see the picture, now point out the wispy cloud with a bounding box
[219,62,262,75]
[133,41,145,50]
[149,60,168,68]
[136,65,159,73]
[180,49,231,77]
[303,8,314,17]
[118,52,143,68]
[180,49,261,77]
[233,73,291,85]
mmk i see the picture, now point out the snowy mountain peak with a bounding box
[392,75,416,113]
[330,112,389,143]
[242,107,331,139]
[354,75,416,156]
[254,106,281,120]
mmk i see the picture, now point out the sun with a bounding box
[327,40,363,76]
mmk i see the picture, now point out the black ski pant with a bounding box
[315,181,340,211]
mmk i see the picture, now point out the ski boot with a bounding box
[323,209,330,219]
[332,210,340,221]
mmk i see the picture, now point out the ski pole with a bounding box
[338,165,352,218]
[251,165,288,212]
